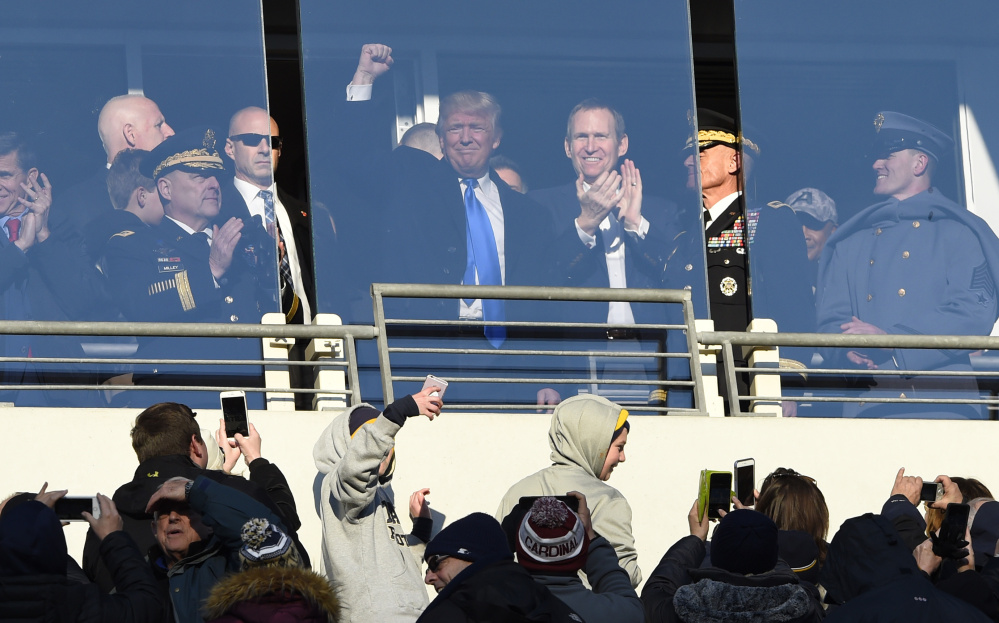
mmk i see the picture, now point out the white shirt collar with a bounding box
[706,191,742,227]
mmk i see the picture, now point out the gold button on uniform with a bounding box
[898,289,905,297]
[876,228,882,235]
[230,314,239,322]
[902,251,909,259]
[224,296,234,304]
[723,259,730,265]
[913,221,920,228]
[870,259,875,265]
[867,294,873,301]
[685,264,693,271]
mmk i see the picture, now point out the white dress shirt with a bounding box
[232,178,311,323]
[573,183,650,324]
[346,82,506,321]
[705,191,742,228]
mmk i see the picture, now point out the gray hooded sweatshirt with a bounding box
[497,394,641,587]
[314,400,429,623]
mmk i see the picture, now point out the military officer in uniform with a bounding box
[102,127,279,407]
[816,111,999,419]
[669,110,813,413]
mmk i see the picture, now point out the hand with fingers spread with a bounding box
[353,44,394,85]
[17,172,52,245]
[208,217,243,279]
[617,159,643,231]
[575,170,622,236]
[83,493,124,541]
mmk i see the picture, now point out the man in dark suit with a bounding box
[101,127,278,407]
[0,132,109,406]
[339,44,583,334]
[51,94,175,261]
[335,44,586,405]
[221,106,320,324]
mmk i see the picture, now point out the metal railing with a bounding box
[3,287,999,418]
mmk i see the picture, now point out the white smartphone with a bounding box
[734,458,756,507]
[54,496,99,521]
[220,390,249,440]
[422,375,449,399]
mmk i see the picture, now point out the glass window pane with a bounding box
[1,2,271,408]
[299,1,705,408]
[734,1,999,418]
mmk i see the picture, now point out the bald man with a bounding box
[53,94,175,261]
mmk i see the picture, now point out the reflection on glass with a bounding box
[299,2,704,408]
[734,0,999,418]
[1,2,270,408]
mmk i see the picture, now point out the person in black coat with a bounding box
[641,505,822,623]
[0,488,165,623]
[81,402,308,593]
[819,513,991,622]
[418,512,582,623]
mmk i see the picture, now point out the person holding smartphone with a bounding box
[312,386,442,623]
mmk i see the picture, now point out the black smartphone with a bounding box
[920,482,944,502]
[518,495,580,513]
[220,390,249,439]
[54,496,99,521]
[708,472,733,520]
[939,503,971,546]
[734,458,755,506]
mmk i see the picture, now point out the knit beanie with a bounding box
[425,512,512,564]
[238,518,303,571]
[972,501,999,568]
[711,509,779,575]
[516,497,589,573]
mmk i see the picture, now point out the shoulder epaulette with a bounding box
[110,230,135,239]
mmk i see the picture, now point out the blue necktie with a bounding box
[462,179,506,347]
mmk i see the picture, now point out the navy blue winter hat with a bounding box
[711,509,779,575]
[425,512,512,564]
[0,500,67,576]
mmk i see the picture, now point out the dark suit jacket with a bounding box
[332,90,585,323]
[218,179,328,319]
[530,182,683,325]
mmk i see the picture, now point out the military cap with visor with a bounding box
[141,126,227,180]
[870,111,953,162]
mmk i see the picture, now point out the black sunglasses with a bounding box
[230,133,283,150]
[426,554,450,573]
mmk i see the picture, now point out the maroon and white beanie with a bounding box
[516,497,589,573]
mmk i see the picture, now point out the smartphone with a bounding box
[220,390,249,440]
[698,470,733,521]
[54,496,99,521]
[920,481,944,502]
[734,458,755,506]
[938,503,971,547]
[518,495,580,513]
[422,375,449,399]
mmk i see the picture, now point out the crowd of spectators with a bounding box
[2,393,998,622]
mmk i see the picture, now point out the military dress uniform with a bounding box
[816,111,999,419]
[100,127,279,408]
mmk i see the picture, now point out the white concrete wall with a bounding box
[3,406,997,591]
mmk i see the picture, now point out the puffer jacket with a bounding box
[204,565,340,623]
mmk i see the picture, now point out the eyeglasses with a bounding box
[765,467,817,487]
[427,554,450,573]
[230,133,283,150]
